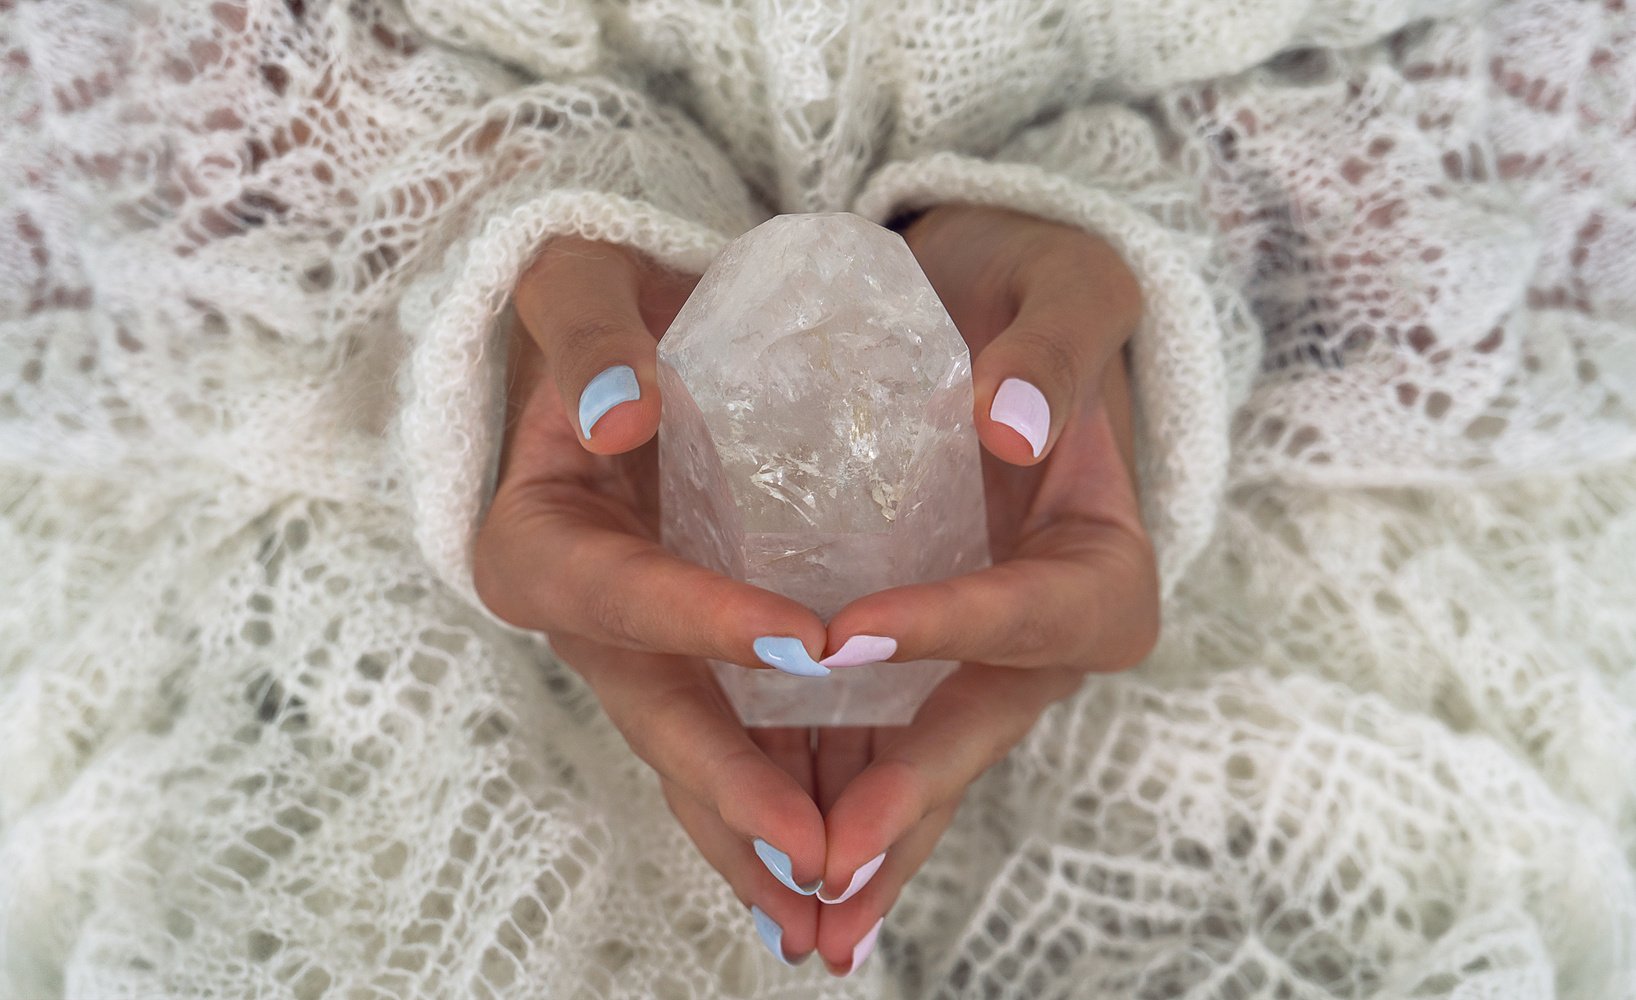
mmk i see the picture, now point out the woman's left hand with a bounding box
[805,204,1160,974]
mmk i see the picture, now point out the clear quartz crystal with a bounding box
[658,212,990,726]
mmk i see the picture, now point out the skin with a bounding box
[472,204,1158,973]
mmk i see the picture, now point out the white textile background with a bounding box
[1,0,1633,995]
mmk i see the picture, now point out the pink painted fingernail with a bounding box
[820,635,897,669]
[844,917,885,977]
[819,851,886,905]
[990,378,1049,457]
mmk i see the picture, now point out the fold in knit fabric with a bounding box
[1,0,1633,996]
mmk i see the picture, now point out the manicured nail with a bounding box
[818,851,886,905]
[820,635,897,669]
[751,905,794,966]
[753,636,830,677]
[754,839,822,895]
[990,377,1049,457]
[844,917,885,977]
[578,364,640,439]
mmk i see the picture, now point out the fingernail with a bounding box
[578,364,640,439]
[844,917,885,977]
[751,905,795,966]
[754,838,822,895]
[818,851,886,905]
[753,636,830,677]
[990,377,1049,457]
[820,635,897,669]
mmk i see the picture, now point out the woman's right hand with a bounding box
[471,237,834,961]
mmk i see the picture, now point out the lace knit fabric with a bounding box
[2,0,1633,996]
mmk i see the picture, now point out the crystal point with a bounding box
[658,213,990,726]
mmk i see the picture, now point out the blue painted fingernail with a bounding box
[578,364,640,439]
[754,839,822,895]
[753,636,830,677]
[751,905,794,966]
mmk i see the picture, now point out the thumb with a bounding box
[972,241,1141,466]
[514,237,663,455]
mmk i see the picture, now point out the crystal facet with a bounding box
[658,213,990,726]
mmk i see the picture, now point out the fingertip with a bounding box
[715,590,828,675]
[819,635,897,670]
[751,636,831,677]
[976,422,1045,467]
[824,763,921,872]
[751,897,819,965]
[816,849,885,905]
[754,838,823,895]
[577,364,659,453]
[714,764,827,887]
[825,581,962,667]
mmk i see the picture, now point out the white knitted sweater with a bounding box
[2,0,1634,996]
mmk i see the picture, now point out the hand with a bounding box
[472,238,835,959]
[806,204,1160,972]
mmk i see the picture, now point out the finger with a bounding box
[814,728,872,815]
[747,728,824,896]
[825,377,1156,671]
[514,237,663,455]
[552,635,827,893]
[660,780,821,964]
[824,528,1156,671]
[818,664,1079,912]
[474,489,829,671]
[973,236,1142,466]
[751,727,816,799]
[815,798,959,976]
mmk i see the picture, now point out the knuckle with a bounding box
[1008,605,1059,667]
[581,572,643,647]
[1092,530,1162,671]
[556,313,632,359]
[983,569,1058,667]
[909,578,970,659]
[1006,324,1081,396]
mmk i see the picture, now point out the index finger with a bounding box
[824,388,1157,672]
[815,663,1083,966]
[550,634,828,893]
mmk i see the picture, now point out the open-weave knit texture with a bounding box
[2,0,1634,996]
